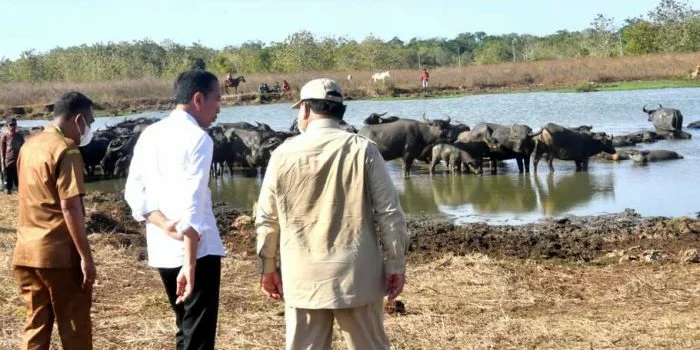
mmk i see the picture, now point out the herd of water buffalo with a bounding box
[9,103,696,180]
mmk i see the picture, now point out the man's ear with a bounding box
[193,91,204,108]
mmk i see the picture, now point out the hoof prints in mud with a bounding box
[82,192,700,263]
[407,212,700,262]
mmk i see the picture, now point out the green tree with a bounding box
[622,20,660,54]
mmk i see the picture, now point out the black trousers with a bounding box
[158,255,221,350]
[4,163,18,194]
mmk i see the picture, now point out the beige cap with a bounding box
[291,78,344,109]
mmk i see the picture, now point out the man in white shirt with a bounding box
[125,69,226,350]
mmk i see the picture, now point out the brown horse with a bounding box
[222,75,246,94]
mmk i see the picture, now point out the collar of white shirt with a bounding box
[170,109,201,128]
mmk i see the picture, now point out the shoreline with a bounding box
[79,191,700,263]
[3,79,700,121]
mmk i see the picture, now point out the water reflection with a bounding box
[533,172,614,216]
[398,178,439,214]
[430,174,538,213]
[209,172,262,209]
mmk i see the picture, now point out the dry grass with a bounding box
[3,52,700,109]
[1,196,699,349]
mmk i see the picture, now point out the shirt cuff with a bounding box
[384,257,406,275]
[175,221,193,235]
[261,258,278,274]
[142,201,158,219]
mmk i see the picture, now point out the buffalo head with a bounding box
[642,104,663,121]
[364,112,387,125]
[421,113,453,140]
[592,133,616,154]
[508,124,535,154]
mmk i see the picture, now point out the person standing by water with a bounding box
[12,92,96,349]
[125,69,226,350]
[1,117,25,194]
[420,68,430,91]
[256,78,408,350]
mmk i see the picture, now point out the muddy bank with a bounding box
[2,84,534,121]
[84,191,700,264]
[0,93,298,121]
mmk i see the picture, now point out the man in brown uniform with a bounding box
[12,91,97,350]
[256,78,408,350]
[1,117,25,194]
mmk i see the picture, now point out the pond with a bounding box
[62,87,700,223]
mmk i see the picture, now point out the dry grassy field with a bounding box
[1,194,699,349]
[3,52,700,111]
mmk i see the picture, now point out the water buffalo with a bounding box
[449,122,471,142]
[643,104,683,132]
[358,114,454,176]
[429,143,482,175]
[208,126,229,177]
[467,123,536,174]
[569,125,593,133]
[612,131,665,147]
[289,118,358,134]
[79,137,110,177]
[629,150,683,164]
[596,149,635,161]
[219,121,273,132]
[364,112,400,125]
[101,130,143,177]
[231,126,295,169]
[113,154,132,178]
[532,123,616,172]
[225,128,252,164]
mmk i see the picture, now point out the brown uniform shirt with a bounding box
[12,127,86,268]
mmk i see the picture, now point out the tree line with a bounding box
[1,0,699,83]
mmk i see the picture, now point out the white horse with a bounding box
[371,71,391,83]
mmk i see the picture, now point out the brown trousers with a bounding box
[284,300,391,350]
[13,265,93,350]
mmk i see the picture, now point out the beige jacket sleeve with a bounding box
[365,143,408,274]
[255,152,281,274]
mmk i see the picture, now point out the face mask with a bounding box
[78,118,94,147]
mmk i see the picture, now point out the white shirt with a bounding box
[124,110,226,268]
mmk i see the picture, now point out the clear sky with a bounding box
[0,0,693,60]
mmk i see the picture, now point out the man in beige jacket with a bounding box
[256,78,408,350]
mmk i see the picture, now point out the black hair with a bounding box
[53,91,94,119]
[305,92,346,119]
[173,70,219,104]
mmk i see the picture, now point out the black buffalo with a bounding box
[357,114,454,176]
[532,123,616,172]
[467,123,536,174]
[79,137,110,177]
[364,112,400,125]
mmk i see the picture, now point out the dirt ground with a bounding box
[1,192,699,349]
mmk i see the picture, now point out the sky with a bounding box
[1,0,695,60]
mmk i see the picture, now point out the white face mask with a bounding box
[78,118,94,147]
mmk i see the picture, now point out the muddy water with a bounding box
[79,87,700,223]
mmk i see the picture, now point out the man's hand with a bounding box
[385,273,405,301]
[81,258,97,292]
[175,263,195,304]
[160,220,183,241]
[261,271,284,301]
